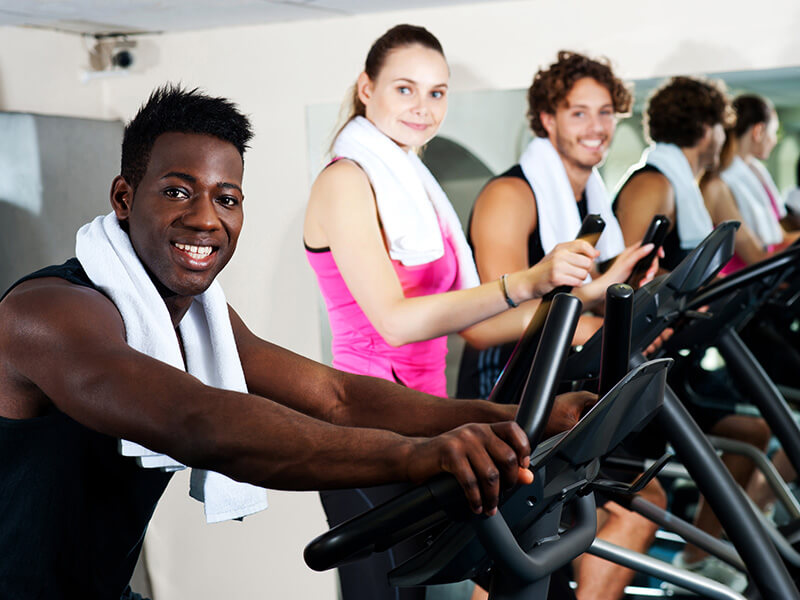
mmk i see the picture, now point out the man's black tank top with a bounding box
[0,259,173,600]
[457,165,587,399]
[613,164,688,271]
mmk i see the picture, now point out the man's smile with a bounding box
[171,241,218,267]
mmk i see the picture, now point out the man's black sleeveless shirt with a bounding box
[0,259,173,599]
[457,165,586,399]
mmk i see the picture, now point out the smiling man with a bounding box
[0,85,601,600]
[457,52,665,600]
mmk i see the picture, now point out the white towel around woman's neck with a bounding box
[518,137,625,263]
[75,213,268,524]
[749,158,787,219]
[721,156,783,246]
[644,143,713,250]
[332,116,479,290]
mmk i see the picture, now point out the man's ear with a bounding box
[540,111,556,138]
[356,71,373,108]
[698,124,713,147]
[110,175,134,222]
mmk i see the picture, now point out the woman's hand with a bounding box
[578,243,654,307]
[507,240,599,302]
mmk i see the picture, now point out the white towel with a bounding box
[786,188,800,215]
[721,156,783,246]
[333,116,479,290]
[644,143,713,250]
[518,137,625,263]
[749,159,787,219]
[75,213,268,523]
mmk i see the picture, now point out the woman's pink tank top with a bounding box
[306,225,459,397]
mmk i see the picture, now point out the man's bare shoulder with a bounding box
[0,277,127,417]
[1,277,123,331]
[478,175,535,205]
[623,169,673,197]
[700,174,730,198]
[473,176,537,229]
[618,170,675,214]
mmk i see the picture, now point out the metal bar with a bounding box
[515,293,582,445]
[717,329,800,477]
[632,353,800,600]
[707,435,800,520]
[744,489,800,568]
[628,496,744,571]
[588,539,746,600]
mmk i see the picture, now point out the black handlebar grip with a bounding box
[626,214,670,287]
[489,215,605,406]
[598,283,634,398]
[514,293,582,445]
[542,214,606,302]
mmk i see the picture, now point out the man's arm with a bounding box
[615,171,676,247]
[0,279,530,514]
[230,305,516,437]
[701,175,769,265]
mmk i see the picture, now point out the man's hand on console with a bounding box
[544,391,597,438]
[405,422,532,516]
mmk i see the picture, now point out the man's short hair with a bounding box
[644,76,733,147]
[121,84,254,191]
[527,51,633,138]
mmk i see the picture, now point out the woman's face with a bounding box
[752,112,779,161]
[359,44,449,150]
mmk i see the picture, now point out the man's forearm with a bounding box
[330,370,515,436]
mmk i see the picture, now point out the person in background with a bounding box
[701,93,799,274]
[701,94,800,449]
[615,77,763,592]
[784,155,800,228]
[457,51,664,600]
[303,25,600,600]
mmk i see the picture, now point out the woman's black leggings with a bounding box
[320,484,427,600]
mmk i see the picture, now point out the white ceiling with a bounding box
[0,0,487,35]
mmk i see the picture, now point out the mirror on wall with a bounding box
[305,64,800,392]
[308,65,800,238]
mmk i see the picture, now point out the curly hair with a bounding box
[121,84,253,191]
[644,76,733,147]
[527,51,632,138]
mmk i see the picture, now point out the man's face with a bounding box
[541,77,617,172]
[112,132,244,298]
[698,122,726,172]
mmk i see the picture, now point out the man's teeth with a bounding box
[174,242,213,259]
[581,140,603,148]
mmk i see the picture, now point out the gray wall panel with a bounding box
[0,112,122,290]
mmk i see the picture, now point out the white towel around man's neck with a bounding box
[333,116,479,289]
[644,143,713,250]
[75,213,268,523]
[721,156,783,246]
[518,137,625,263]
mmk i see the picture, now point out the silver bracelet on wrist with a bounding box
[500,273,518,308]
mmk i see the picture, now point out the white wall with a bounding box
[2,1,800,597]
